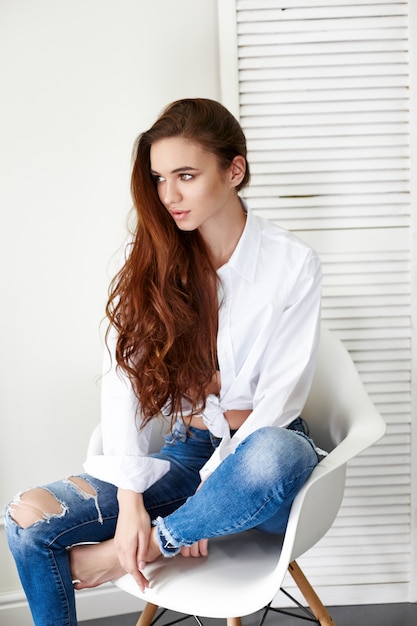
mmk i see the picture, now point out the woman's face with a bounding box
[150,137,240,233]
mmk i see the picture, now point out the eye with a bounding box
[180,173,193,181]
[152,175,165,184]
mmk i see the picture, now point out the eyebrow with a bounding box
[150,166,199,175]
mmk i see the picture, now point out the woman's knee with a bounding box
[240,426,294,458]
[237,426,317,480]
[6,477,97,530]
[7,487,66,530]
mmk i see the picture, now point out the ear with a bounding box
[229,155,246,188]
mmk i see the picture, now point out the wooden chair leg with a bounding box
[288,561,336,626]
[137,606,240,626]
[136,602,159,626]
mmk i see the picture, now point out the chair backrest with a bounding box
[285,325,386,564]
[301,325,385,455]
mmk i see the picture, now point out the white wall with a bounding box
[0,0,220,618]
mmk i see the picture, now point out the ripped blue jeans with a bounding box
[5,420,321,626]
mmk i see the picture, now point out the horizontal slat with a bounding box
[324,284,410,296]
[239,50,408,70]
[323,322,409,337]
[343,492,410,506]
[307,544,410,560]
[360,443,410,455]
[237,4,406,21]
[358,362,411,375]
[243,112,409,128]
[325,524,409,539]
[249,168,409,185]
[246,127,408,145]
[295,572,410,586]
[240,64,408,82]
[244,133,409,150]
[361,371,410,384]
[311,528,410,543]
[243,106,410,124]
[250,158,410,175]
[253,216,409,229]
[324,272,410,285]
[239,39,409,59]
[338,508,410,521]
[304,561,409,577]
[240,75,408,92]
[237,0,407,8]
[245,180,409,197]
[342,476,410,489]
[322,312,411,326]
[237,16,408,34]
[345,479,410,493]
[333,513,410,527]
[253,213,408,227]
[240,87,409,105]
[344,476,410,490]
[238,27,407,46]
[322,252,410,265]
[348,454,410,468]
[302,551,409,569]
[250,193,410,210]
[245,110,410,129]
[263,228,410,249]
[343,484,410,498]
[296,565,410,582]
[383,422,411,434]
[381,412,412,424]
[323,316,410,329]
[328,336,410,350]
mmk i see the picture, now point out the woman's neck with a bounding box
[200,196,247,269]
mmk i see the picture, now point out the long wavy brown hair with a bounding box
[106,98,250,427]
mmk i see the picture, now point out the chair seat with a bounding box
[114,530,286,618]
[87,326,386,625]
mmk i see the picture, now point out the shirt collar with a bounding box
[218,200,261,283]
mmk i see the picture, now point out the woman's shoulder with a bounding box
[251,210,318,262]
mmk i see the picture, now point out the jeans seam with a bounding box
[50,549,72,625]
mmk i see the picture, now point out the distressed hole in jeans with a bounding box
[67,476,97,497]
[8,488,66,529]
[65,476,103,524]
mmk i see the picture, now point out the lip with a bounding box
[170,210,190,221]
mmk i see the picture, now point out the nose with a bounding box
[161,179,181,206]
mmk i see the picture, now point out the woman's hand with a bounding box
[180,539,209,558]
[114,489,151,592]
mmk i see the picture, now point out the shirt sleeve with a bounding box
[199,250,322,481]
[83,325,170,492]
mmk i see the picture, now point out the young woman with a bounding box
[5,98,324,626]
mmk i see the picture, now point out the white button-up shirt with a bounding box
[85,207,322,492]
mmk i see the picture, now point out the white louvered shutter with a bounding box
[219,0,414,606]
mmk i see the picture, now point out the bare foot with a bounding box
[145,527,163,564]
[69,540,125,590]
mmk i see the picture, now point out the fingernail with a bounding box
[139,561,146,570]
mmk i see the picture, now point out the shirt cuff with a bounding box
[84,454,170,492]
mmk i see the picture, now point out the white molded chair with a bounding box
[87,326,386,626]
